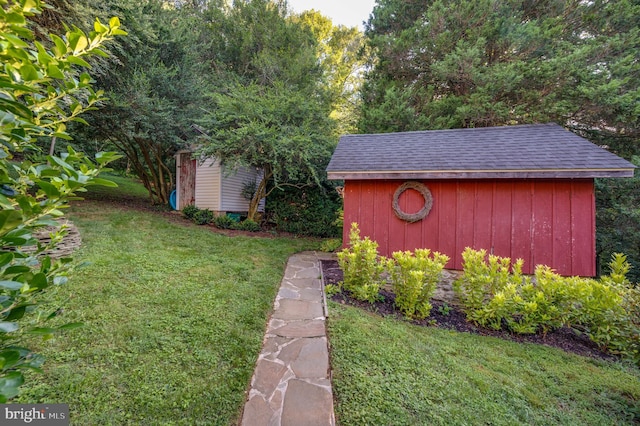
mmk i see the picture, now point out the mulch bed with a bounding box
[321,259,616,361]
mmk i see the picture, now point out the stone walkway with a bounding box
[240,251,335,426]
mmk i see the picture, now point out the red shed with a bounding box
[326,124,636,276]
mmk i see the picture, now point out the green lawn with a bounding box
[328,302,640,425]
[17,177,319,425]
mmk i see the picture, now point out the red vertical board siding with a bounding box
[387,181,406,254]
[342,181,361,247]
[473,183,494,253]
[377,181,394,253]
[400,187,427,253]
[358,182,376,239]
[511,181,534,268]
[454,182,476,269]
[436,182,457,268]
[570,180,596,276]
[552,181,573,274]
[422,183,440,254]
[491,181,513,259]
[531,181,554,269]
[342,178,595,276]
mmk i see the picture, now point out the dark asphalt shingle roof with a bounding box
[326,123,636,179]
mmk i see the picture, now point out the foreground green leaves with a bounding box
[0,0,124,401]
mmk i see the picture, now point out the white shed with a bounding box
[175,151,265,214]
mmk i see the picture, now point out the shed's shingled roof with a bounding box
[326,123,636,180]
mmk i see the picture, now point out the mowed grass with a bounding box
[328,302,640,425]
[17,177,318,425]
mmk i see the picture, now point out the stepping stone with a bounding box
[270,319,326,338]
[273,299,323,321]
[281,379,334,426]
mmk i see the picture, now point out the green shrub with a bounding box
[0,3,124,402]
[324,283,341,297]
[454,249,634,348]
[613,286,640,364]
[586,254,638,362]
[388,249,449,319]
[182,204,199,220]
[337,223,385,303]
[193,209,214,225]
[266,183,342,237]
[320,238,342,253]
[233,219,261,232]
[213,214,236,229]
[453,248,525,327]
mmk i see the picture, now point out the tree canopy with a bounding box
[360,0,640,152]
[197,0,340,220]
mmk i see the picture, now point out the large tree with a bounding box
[360,0,640,146]
[294,10,367,135]
[69,0,207,204]
[198,0,337,221]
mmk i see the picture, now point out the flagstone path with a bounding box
[240,251,335,426]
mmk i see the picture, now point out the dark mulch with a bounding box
[321,259,616,361]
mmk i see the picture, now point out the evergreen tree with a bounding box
[360,0,640,151]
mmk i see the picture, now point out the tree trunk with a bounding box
[247,166,272,221]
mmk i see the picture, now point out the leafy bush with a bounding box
[266,182,342,237]
[182,204,199,220]
[193,209,214,225]
[213,214,236,229]
[320,238,342,253]
[454,249,636,358]
[233,219,261,232]
[0,2,124,401]
[587,254,639,362]
[612,286,640,364]
[337,223,385,303]
[453,248,525,327]
[388,249,449,319]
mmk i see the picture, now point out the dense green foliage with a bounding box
[328,302,640,425]
[361,0,639,138]
[75,0,205,205]
[294,10,367,135]
[41,0,355,235]
[182,204,263,232]
[337,223,386,303]
[198,0,338,221]
[596,157,640,281]
[17,178,318,423]
[337,223,449,318]
[266,183,342,237]
[0,0,123,400]
[387,249,449,319]
[454,248,639,363]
